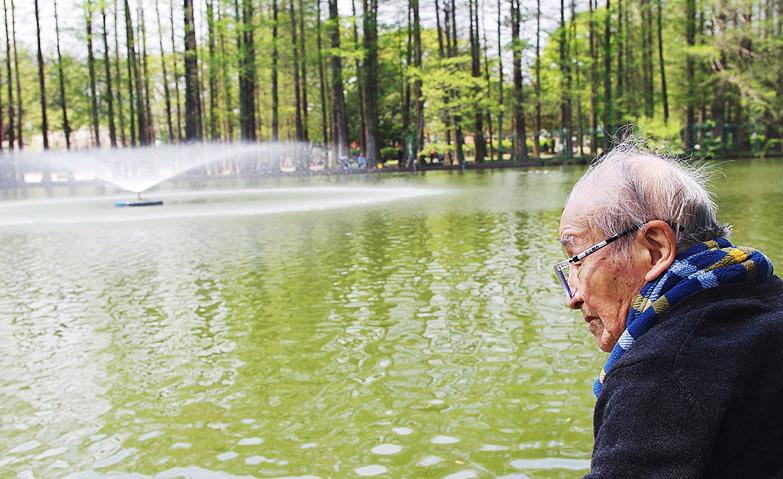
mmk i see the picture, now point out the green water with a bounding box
[1,159,781,479]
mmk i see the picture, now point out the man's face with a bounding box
[559,204,648,352]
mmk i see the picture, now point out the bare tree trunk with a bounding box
[298,0,309,141]
[559,0,572,158]
[86,0,101,146]
[436,0,452,163]
[54,0,70,149]
[352,0,366,152]
[218,1,234,141]
[642,0,654,117]
[155,0,174,142]
[328,0,348,159]
[125,0,137,146]
[657,0,669,122]
[139,4,154,143]
[401,2,411,159]
[288,0,304,141]
[469,0,485,162]
[237,0,257,141]
[11,0,21,149]
[510,0,528,162]
[183,0,203,140]
[271,0,280,141]
[572,0,584,154]
[412,0,424,161]
[170,0,183,141]
[362,0,379,165]
[316,0,328,145]
[534,0,541,158]
[34,0,48,150]
[450,0,464,164]
[206,0,219,140]
[588,0,597,154]
[114,0,127,146]
[482,18,494,161]
[102,4,117,147]
[603,0,613,151]
[497,0,504,159]
[3,0,12,150]
[684,0,696,150]
[616,0,624,127]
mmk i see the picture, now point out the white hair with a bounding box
[565,142,731,260]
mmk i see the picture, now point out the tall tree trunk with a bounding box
[183,0,203,141]
[588,0,597,154]
[497,0,504,159]
[482,18,494,161]
[237,0,257,141]
[114,0,127,146]
[328,0,348,159]
[316,0,328,145]
[54,0,70,149]
[33,0,48,150]
[436,0,452,163]
[412,0,424,161]
[450,0,465,164]
[572,0,584,155]
[657,0,669,122]
[603,0,613,151]
[139,4,154,144]
[170,0,183,141]
[642,0,654,117]
[206,0,219,141]
[11,0,21,149]
[3,0,12,150]
[352,0,366,152]
[510,0,528,162]
[298,0,309,141]
[559,0,572,158]
[684,0,696,150]
[155,0,174,143]
[534,0,541,158]
[469,0,485,162]
[86,0,101,146]
[362,0,379,165]
[125,0,146,145]
[616,0,624,129]
[288,0,304,141]
[401,2,411,160]
[218,1,234,141]
[102,4,117,147]
[125,0,137,146]
[271,0,280,141]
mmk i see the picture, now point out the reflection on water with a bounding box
[1,161,781,478]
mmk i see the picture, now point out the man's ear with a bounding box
[638,220,677,282]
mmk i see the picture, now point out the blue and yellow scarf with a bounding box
[594,237,775,397]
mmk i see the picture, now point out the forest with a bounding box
[2,0,782,166]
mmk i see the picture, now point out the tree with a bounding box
[469,0,485,162]
[114,0,127,146]
[288,0,304,140]
[237,0,257,141]
[316,0,328,145]
[534,0,541,157]
[497,0,505,159]
[510,0,528,162]
[3,0,12,149]
[362,0,380,165]
[657,0,668,122]
[102,2,118,147]
[588,0,597,153]
[86,0,101,146]
[55,0,70,149]
[11,0,21,149]
[603,0,613,150]
[298,0,309,141]
[684,0,696,150]
[170,0,183,141]
[33,0,48,149]
[155,0,174,142]
[271,0,280,140]
[206,0,219,140]
[183,0,203,141]
[327,0,348,159]
[412,0,424,161]
[559,0,572,157]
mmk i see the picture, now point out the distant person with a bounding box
[555,143,783,477]
[357,153,367,169]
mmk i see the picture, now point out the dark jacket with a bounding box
[586,275,783,478]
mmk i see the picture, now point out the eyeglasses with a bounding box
[554,225,641,300]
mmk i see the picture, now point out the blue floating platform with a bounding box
[115,199,164,208]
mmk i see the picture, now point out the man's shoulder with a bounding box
[611,275,783,400]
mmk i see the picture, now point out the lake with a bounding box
[1,158,781,478]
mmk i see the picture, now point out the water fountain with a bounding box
[0,142,444,226]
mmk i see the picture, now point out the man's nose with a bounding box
[567,288,584,310]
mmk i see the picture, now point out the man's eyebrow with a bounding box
[560,234,578,248]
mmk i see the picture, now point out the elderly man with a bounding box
[557,145,783,478]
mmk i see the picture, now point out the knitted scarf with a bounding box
[593,237,775,397]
